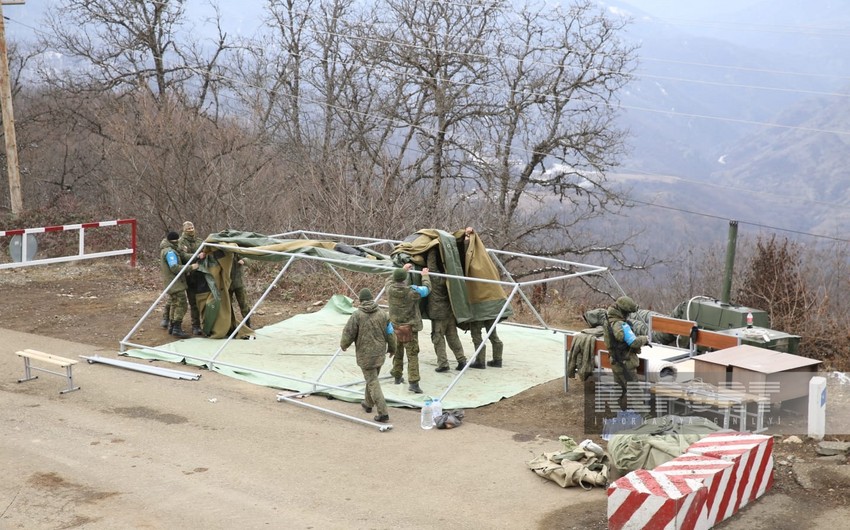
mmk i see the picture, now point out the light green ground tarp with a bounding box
[125,295,564,409]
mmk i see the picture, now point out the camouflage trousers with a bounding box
[611,352,639,411]
[390,332,420,384]
[361,366,388,416]
[185,280,200,327]
[230,287,252,319]
[431,317,466,368]
[168,290,188,322]
[470,320,503,363]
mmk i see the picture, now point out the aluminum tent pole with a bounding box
[209,253,297,363]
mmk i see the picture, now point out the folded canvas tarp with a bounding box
[391,228,513,325]
[607,415,727,473]
[205,230,393,274]
[192,229,513,337]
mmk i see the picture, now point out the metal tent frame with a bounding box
[120,230,612,431]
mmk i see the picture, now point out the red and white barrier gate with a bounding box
[608,469,707,530]
[0,219,137,269]
[609,432,775,529]
[653,453,737,528]
[685,432,774,514]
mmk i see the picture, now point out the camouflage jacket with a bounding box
[386,274,431,331]
[159,238,187,294]
[230,253,246,290]
[425,249,452,320]
[340,300,394,369]
[177,232,201,264]
[602,305,641,364]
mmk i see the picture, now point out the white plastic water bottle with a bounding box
[430,398,442,426]
[420,399,433,430]
[746,311,754,328]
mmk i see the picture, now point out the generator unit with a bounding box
[683,299,769,330]
[713,326,801,354]
[683,298,801,354]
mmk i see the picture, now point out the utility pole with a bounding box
[0,0,25,215]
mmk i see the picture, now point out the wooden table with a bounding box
[650,380,769,432]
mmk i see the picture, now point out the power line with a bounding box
[633,72,850,99]
[617,102,850,136]
[12,4,850,117]
[639,56,850,83]
[617,168,850,212]
[234,20,850,136]
[212,62,850,244]
[15,5,850,229]
[627,197,850,243]
[645,15,850,39]
[244,2,850,105]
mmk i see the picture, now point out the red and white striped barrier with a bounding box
[653,453,737,528]
[685,432,774,514]
[0,219,137,269]
[608,468,707,530]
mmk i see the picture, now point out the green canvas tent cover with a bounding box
[192,229,512,337]
[390,228,513,326]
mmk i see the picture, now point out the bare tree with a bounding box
[473,2,636,260]
[737,235,814,332]
[370,0,499,211]
[39,0,229,111]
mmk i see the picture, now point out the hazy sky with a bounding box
[0,1,780,45]
[615,0,765,18]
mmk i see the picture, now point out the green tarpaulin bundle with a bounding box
[194,229,513,338]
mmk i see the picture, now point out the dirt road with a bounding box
[1,329,611,529]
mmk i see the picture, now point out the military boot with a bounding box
[160,315,170,329]
[192,325,204,337]
[408,382,423,394]
[170,322,190,338]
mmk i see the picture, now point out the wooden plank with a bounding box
[595,339,612,369]
[22,349,77,364]
[650,315,697,338]
[695,330,740,351]
[17,349,77,367]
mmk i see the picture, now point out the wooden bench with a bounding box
[16,349,81,394]
[694,328,740,350]
[649,314,698,350]
[649,315,741,352]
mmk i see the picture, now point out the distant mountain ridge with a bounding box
[599,0,850,237]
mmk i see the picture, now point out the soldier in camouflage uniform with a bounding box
[229,253,253,328]
[468,319,503,368]
[601,296,649,411]
[459,226,503,369]
[160,231,193,338]
[177,221,203,336]
[387,264,431,394]
[340,288,396,423]
[426,247,467,372]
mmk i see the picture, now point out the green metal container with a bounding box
[713,326,801,354]
[686,299,770,330]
